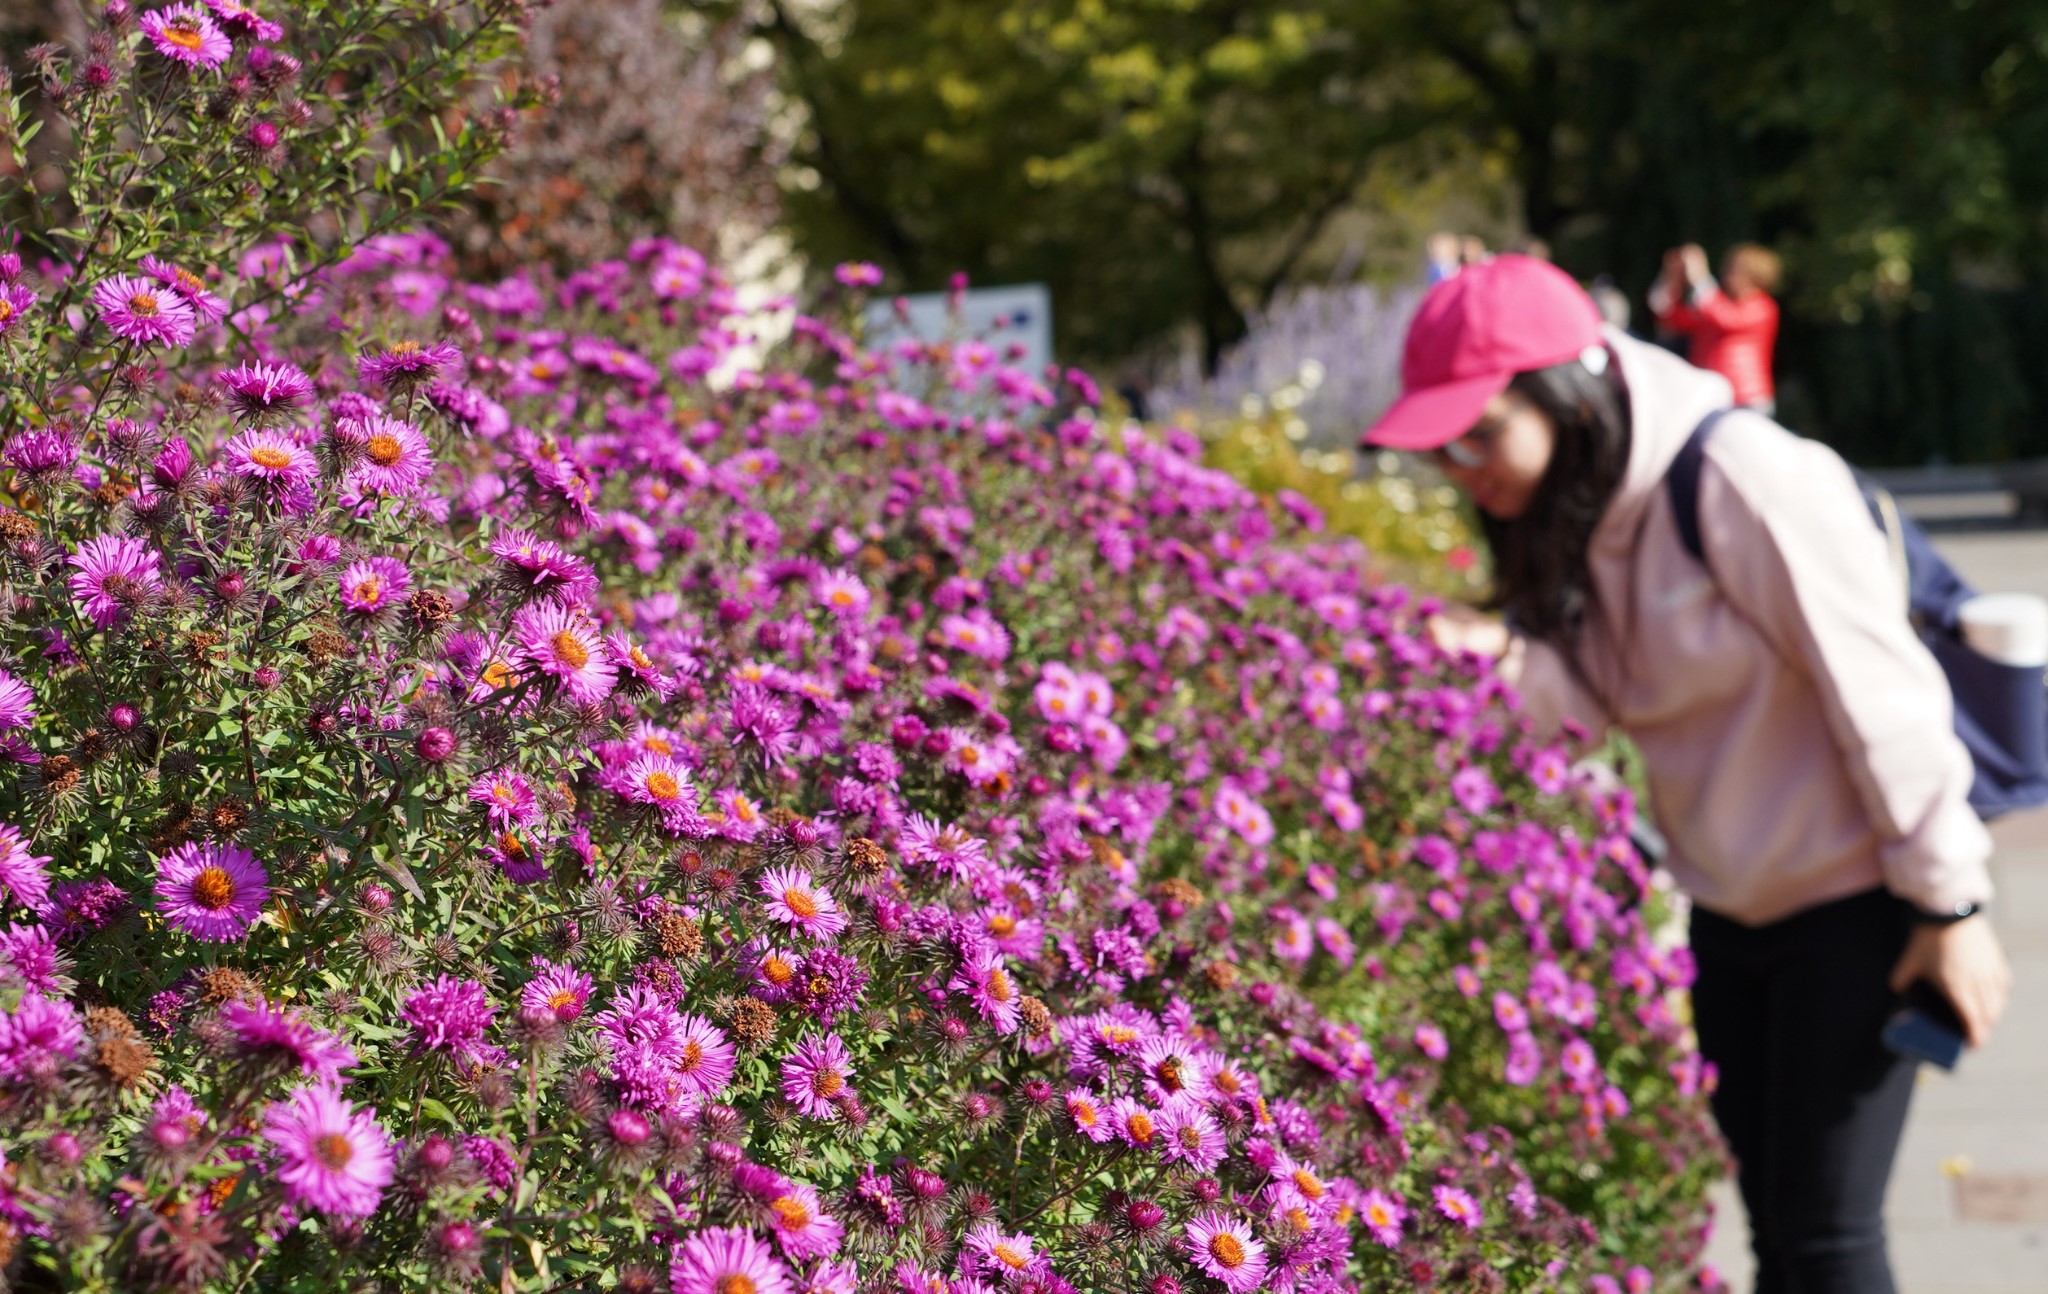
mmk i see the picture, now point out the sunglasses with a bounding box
[1430,408,1512,470]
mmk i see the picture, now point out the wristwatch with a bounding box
[1916,900,1984,925]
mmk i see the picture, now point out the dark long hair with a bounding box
[1478,356,1634,663]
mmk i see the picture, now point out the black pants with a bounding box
[1690,889,1920,1294]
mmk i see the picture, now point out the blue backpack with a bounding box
[1667,410,2048,820]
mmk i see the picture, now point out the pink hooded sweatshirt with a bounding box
[1501,330,1994,927]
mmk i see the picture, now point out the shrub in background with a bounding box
[0,5,1722,1291]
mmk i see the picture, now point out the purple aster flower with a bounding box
[357,339,461,389]
[760,1180,842,1263]
[468,769,539,828]
[779,1033,854,1120]
[463,1134,517,1195]
[217,361,314,424]
[0,282,33,337]
[204,0,283,41]
[0,825,53,913]
[510,601,615,705]
[0,923,69,996]
[669,1226,793,1294]
[1433,1184,1483,1230]
[620,753,703,834]
[91,272,197,346]
[400,975,497,1063]
[1156,1101,1227,1172]
[833,262,883,288]
[38,877,127,939]
[262,1082,393,1218]
[68,533,163,629]
[605,635,676,702]
[518,959,592,1024]
[0,992,83,1083]
[1359,1188,1407,1247]
[727,683,797,766]
[154,840,268,942]
[758,866,846,941]
[337,556,411,616]
[3,427,78,485]
[139,254,226,323]
[341,415,434,496]
[1183,1211,1268,1292]
[140,3,231,68]
[948,949,1021,1035]
[792,948,867,1025]
[220,428,318,492]
[813,568,869,620]
[0,672,34,733]
[488,528,598,604]
[218,997,357,1081]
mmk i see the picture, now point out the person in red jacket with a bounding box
[1652,242,1781,413]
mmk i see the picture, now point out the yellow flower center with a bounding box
[190,866,236,911]
[315,1132,354,1169]
[250,445,294,470]
[366,434,404,467]
[644,771,679,802]
[783,887,820,920]
[1208,1232,1246,1269]
[550,629,589,669]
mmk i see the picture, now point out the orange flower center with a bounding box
[174,268,205,294]
[644,736,672,755]
[678,1040,704,1073]
[644,771,679,802]
[550,629,589,669]
[352,579,381,605]
[630,646,654,669]
[1126,1113,1155,1144]
[1072,1102,1098,1127]
[481,660,515,689]
[811,1068,844,1098]
[992,1243,1029,1270]
[763,956,794,986]
[1208,1232,1246,1268]
[315,1133,354,1169]
[250,445,294,470]
[1177,1125,1204,1151]
[715,1278,755,1294]
[128,291,161,317]
[190,866,236,911]
[783,887,820,920]
[497,832,527,859]
[1212,1070,1242,1095]
[988,914,1016,937]
[1292,1168,1326,1199]
[366,434,404,466]
[770,1196,811,1231]
[985,968,1013,1004]
[0,302,14,323]
[388,340,420,356]
[547,989,577,1011]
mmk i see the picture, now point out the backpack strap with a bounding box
[1666,408,1733,568]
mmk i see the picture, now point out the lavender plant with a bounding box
[0,7,1725,1292]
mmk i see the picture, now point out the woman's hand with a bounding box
[1889,915,2013,1048]
[1427,604,1510,660]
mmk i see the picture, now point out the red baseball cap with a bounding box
[1362,254,1605,451]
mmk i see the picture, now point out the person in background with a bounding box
[1365,256,2010,1294]
[1426,230,1463,285]
[1652,242,1782,415]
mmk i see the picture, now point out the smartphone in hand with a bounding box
[1882,980,1967,1071]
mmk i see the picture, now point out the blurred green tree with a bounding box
[762,0,1475,370]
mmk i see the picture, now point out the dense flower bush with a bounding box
[0,5,1725,1292]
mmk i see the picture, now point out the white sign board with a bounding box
[863,283,1055,376]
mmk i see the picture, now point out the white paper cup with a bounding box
[1958,593,2048,668]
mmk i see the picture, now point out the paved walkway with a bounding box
[1700,526,2048,1292]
